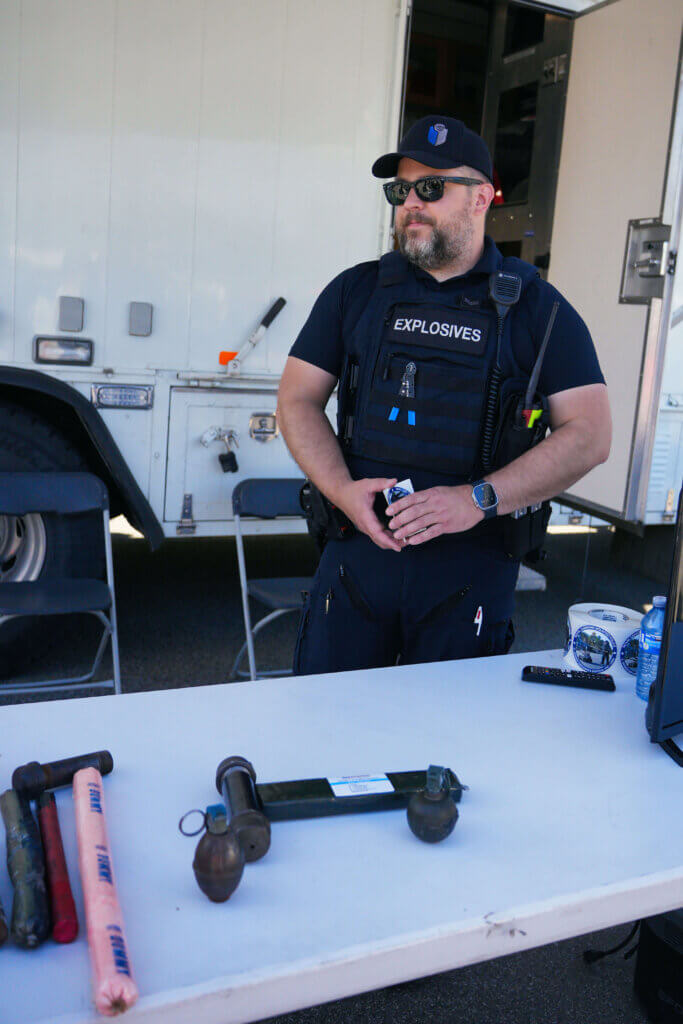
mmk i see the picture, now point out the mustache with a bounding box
[400,213,435,226]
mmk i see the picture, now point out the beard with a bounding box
[396,208,474,270]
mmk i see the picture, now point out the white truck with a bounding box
[0,0,681,594]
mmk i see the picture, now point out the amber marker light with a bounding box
[219,351,238,366]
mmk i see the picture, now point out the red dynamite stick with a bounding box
[73,767,138,1017]
[37,791,79,943]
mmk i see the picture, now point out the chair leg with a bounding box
[110,617,122,695]
[234,515,257,681]
[0,613,115,696]
[231,608,299,680]
[0,678,116,695]
[102,509,122,695]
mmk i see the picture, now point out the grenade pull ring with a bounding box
[178,808,208,837]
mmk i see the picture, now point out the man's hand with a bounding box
[334,478,402,552]
[386,485,482,545]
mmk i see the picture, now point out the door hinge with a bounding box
[176,492,196,535]
[667,250,677,275]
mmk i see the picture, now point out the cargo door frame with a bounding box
[540,0,683,527]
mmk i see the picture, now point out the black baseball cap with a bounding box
[372,115,492,182]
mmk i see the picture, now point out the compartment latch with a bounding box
[620,218,671,303]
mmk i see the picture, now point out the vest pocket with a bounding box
[360,345,488,475]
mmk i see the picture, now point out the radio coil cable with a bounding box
[480,273,522,471]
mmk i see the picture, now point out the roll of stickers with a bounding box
[564,603,643,683]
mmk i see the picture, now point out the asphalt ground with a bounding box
[0,524,672,1023]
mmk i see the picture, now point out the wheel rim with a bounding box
[0,513,47,583]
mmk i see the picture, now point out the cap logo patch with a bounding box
[428,123,448,146]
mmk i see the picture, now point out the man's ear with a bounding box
[474,182,495,214]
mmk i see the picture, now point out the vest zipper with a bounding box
[399,362,416,399]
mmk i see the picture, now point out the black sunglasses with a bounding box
[382,175,485,206]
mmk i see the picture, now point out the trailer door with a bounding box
[547,0,682,523]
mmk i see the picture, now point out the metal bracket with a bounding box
[541,54,568,86]
[620,218,672,303]
[249,412,279,443]
[176,493,196,536]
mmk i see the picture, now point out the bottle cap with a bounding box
[653,596,667,608]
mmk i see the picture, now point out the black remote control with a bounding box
[521,665,615,692]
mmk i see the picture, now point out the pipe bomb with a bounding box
[0,789,50,948]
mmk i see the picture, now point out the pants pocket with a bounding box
[292,592,311,675]
[338,563,382,621]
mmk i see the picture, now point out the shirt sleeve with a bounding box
[529,280,605,396]
[289,272,346,378]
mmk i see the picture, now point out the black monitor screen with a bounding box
[648,485,683,744]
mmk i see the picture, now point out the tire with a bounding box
[0,398,105,675]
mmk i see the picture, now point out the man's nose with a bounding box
[402,184,425,210]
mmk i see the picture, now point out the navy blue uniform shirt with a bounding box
[290,237,604,395]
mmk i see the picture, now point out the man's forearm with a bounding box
[488,420,608,515]
[278,398,352,504]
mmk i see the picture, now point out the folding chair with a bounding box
[231,478,312,681]
[0,472,121,696]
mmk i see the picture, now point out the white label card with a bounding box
[327,774,395,797]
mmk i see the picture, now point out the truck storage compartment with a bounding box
[164,387,301,525]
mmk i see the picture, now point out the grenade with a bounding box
[191,805,245,902]
[407,765,459,844]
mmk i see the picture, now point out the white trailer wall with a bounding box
[1,0,402,376]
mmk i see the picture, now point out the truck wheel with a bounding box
[0,399,105,675]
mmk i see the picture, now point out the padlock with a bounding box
[219,450,238,473]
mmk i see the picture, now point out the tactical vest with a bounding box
[337,250,540,487]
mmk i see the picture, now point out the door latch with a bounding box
[620,218,671,303]
[200,426,239,472]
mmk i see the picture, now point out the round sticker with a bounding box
[564,618,572,655]
[572,624,617,671]
[620,630,640,676]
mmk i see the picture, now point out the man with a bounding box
[278,116,611,674]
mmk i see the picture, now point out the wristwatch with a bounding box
[471,480,498,520]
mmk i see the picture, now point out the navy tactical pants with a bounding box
[294,532,519,675]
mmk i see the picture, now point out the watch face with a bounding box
[474,482,497,509]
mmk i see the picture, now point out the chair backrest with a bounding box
[232,478,305,519]
[0,472,109,515]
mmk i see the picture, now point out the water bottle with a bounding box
[635,596,667,701]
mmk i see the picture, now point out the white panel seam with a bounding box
[103,0,120,366]
[266,0,289,376]
[12,0,24,360]
[187,0,208,374]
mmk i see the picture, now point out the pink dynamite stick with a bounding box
[73,768,138,1016]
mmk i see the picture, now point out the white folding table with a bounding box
[1,649,682,1024]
